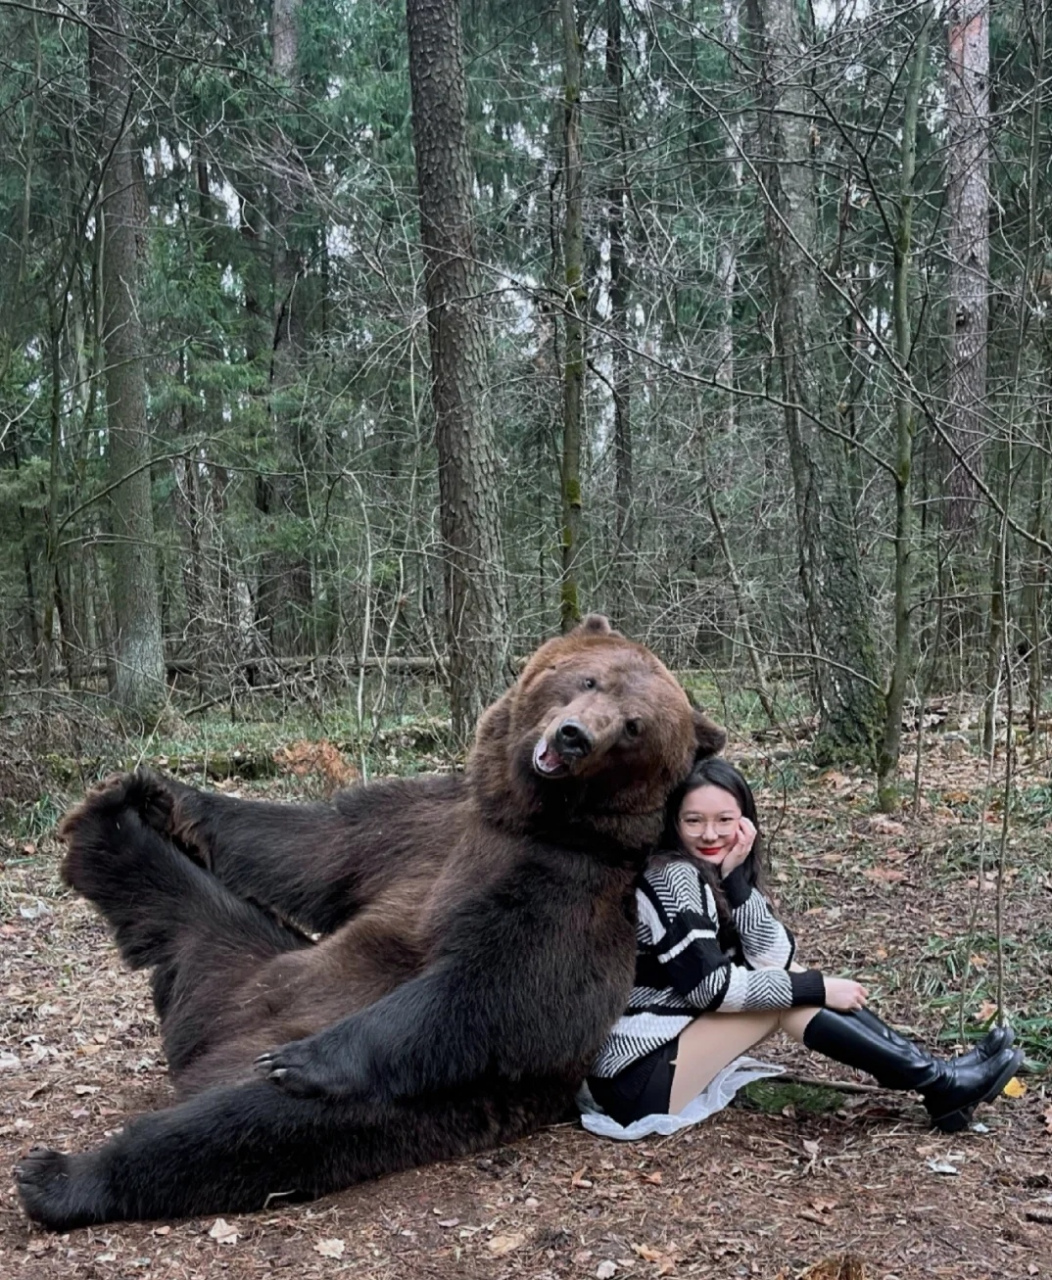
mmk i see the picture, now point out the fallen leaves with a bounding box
[861,865,907,884]
[487,1232,526,1256]
[629,1243,678,1275]
[866,816,905,836]
[314,1238,346,1258]
[794,1254,870,1280]
[798,1196,839,1225]
[800,1137,821,1173]
[4,731,1048,1280]
[208,1218,239,1245]
[273,740,359,793]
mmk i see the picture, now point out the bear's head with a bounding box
[470,616,725,854]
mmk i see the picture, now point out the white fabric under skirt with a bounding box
[577,1055,786,1141]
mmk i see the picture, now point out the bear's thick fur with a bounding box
[16,617,724,1229]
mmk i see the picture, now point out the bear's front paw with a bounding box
[255,1035,368,1100]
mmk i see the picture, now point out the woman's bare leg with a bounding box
[667,1007,820,1114]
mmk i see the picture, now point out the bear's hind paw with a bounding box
[58,768,175,845]
[15,1147,101,1232]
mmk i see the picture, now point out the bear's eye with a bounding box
[581,676,597,691]
[625,719,643,738]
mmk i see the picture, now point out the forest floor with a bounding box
[1,723,1051,1280]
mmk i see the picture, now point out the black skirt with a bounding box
[587,1039,679,1126]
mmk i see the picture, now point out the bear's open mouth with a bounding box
[532,737,570,778]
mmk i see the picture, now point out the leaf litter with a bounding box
[1,731,1050,1279]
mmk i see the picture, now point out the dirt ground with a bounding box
[1,736,1051,1280]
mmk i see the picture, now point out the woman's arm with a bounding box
[639,861,824,1015]
[721,866,796,970]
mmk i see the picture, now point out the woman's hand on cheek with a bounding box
[720,817,757,877]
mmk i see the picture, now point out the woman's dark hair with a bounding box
[659,757,767,912]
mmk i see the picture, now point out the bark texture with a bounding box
[89,0,165,720]
[406,0,508,739]
[944,0,990,529]
[877,10,929,811]
[747,0,884,769]
[605,0,632,633]
[255,0,314,656]
[559,0,584,632]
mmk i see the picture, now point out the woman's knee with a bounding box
[779,1006,821,1041]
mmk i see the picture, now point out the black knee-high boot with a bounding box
[802,1008,1023,1133]
[948,1019,1014,1067]
[850,1009,1014,1070]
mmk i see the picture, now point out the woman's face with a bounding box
[676,783,742,869]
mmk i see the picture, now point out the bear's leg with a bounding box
[60,780,313,1069]
[90,769,367,934]
[15,1077,572,1230]
[61,778,309,974]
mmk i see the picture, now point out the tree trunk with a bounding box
[944,0,990,530]
[255,0,314,656]
[606,0,632,632]
[405,0,509,740]
[746,0,884,770]
[717,0,742,441]
[89,0,165,721]
[877,8,930,812]
[559,0,585,632]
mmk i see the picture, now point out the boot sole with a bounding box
[929,1047,1024,1133]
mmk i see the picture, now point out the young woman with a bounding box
[588,758,1020,1132]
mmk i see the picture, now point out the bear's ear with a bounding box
[573,614,612,636]
[693,709,726,759]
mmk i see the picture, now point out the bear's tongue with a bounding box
[533,738,569,776]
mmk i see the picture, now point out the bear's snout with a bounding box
[553,718,594,760]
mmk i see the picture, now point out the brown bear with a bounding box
[16,616,723,1229]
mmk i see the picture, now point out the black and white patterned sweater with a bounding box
[590,856,827,1079]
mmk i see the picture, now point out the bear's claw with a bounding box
[254,1043,330,1098]
[255,1033,369,1101]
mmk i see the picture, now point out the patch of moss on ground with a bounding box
[735,1079,844,1115]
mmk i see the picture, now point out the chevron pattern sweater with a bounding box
[591,856,827,1078]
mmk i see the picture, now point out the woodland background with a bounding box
[1,0,1050,811]
[2,5,1052,1275]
